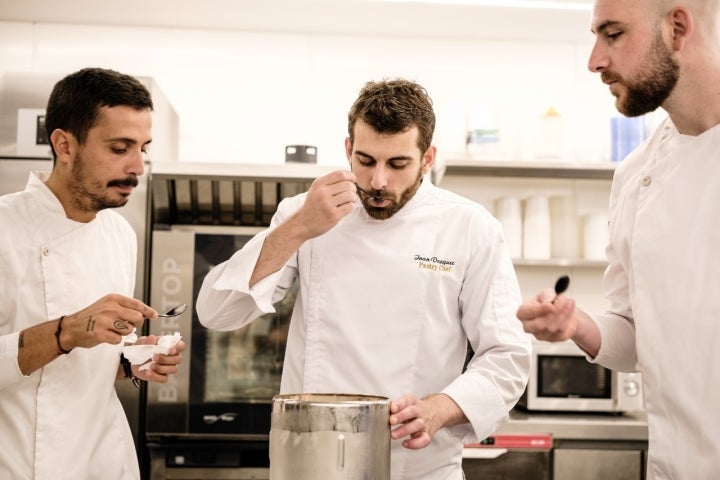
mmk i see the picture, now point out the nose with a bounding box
[370,166,388,191]
[587,39,608,73]
[127,148,146,177]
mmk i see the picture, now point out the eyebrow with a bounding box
[354,150,413,162]
[592,20,623,35]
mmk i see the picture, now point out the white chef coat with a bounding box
[0,172,140,480]
[593,117,720,479]
[197,178,532,480]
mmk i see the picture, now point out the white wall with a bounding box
[0,16,620,166]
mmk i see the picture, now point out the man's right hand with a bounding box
[290,169,358,241]
[516,288,578,342]
[516,288,601,358]
[17,294,156,376]
[59,293,157,349]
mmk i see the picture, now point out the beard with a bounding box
[69,152,137,213]
[602,31,680,117]
[360,167,423,220]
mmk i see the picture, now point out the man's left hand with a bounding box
[389,393,465,450]
[131,335,186,383]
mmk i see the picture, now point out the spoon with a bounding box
[552,275,570,303]
[355,183,373,196]
[157,304,188,317]
[355,183,385,202]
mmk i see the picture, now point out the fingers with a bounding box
[516,300,555,322]
[390,394,417,417]
[402,431,432,450]
[517,292,577,342]
[296,170,359,238]
[389,395,435,450]
[312,171,358,208]
[538,287,557,304]
[323,169,357,186]
[131,339,185,384]
[66,294,157,349]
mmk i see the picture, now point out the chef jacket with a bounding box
[198,178,532,480]
[593,117,720,479]
[0,172,140,480]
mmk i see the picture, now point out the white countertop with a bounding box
[496,409,648,441]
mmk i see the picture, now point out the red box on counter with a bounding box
[465,433,553,450]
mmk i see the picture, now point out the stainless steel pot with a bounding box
[269,393,390,480]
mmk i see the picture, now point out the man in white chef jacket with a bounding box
[197,78,531,479]
[0,68,185,479]
[517,1,720,479]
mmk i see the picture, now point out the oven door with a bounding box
[146,225,294,438]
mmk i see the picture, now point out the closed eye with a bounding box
[388,160,410,170]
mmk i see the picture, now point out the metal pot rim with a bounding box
[272,393,389,406]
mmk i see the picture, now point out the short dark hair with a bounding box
[347,78,435,154]
[45,67,154,159]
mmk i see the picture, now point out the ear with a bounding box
[344,137,353,166]
[668,6,693,51]
[49,129,73,164]
[421,145,437,175]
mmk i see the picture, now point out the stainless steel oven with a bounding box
[145,162,333,480]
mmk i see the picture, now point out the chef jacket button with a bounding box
[641,176,652,186]
[42,246,50,256]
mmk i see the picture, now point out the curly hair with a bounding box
[347,78,435,154]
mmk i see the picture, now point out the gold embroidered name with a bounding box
[414,255,455,273]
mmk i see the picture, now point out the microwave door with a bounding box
[527,352,617,412]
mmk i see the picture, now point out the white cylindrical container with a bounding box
[582,212,609,260]
[523,195,551,260]
[495,196,523,259]
[549,195,579,259]
[269,393,390,480]
[534,107,564,161]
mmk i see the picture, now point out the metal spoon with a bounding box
[157,304,188,317]
[552,275,570,303]
[355,183,373,196]
[355,183,385,202]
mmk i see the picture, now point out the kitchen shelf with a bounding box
[513,258,607,268]
[433,158,616,182]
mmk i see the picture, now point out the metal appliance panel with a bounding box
[146,225,297,437]
[145,163,332,479]
[554,448,643,480]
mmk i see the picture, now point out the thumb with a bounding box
[537,287,557,303]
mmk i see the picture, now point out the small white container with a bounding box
[582,212,609,260]
[495,196,522,259]
[549,195,579,259]
[523,195,551,260]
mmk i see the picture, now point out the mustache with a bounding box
[601,71,622,84]
[107,176,139,188]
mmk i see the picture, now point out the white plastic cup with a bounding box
[582,212,609,260]
[523,196,551,260]
[495,196,523,259]
[549,195,579,259]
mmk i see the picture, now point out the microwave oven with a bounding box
[518,340,644,413]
